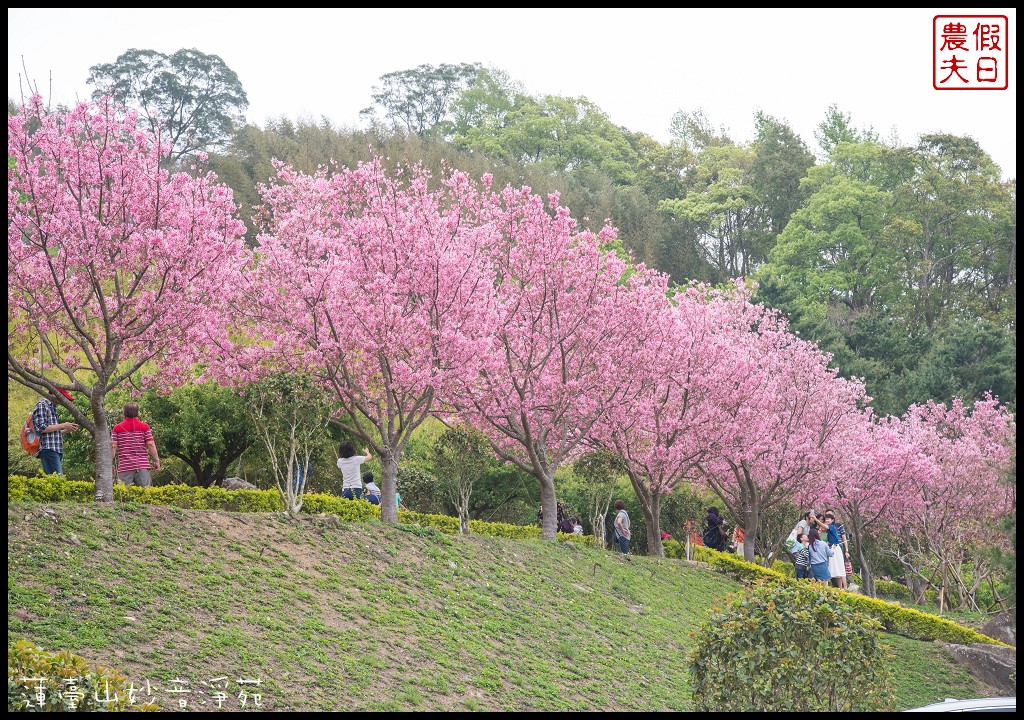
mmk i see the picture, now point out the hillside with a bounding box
[7,501,992,711]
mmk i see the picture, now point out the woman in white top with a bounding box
[337,440,372,500]
[786,510,814,549]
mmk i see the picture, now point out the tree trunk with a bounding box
[908,571,928,604]
[593,511,608,548]
[644,493,663,558]
[92,390,114,502]
[850,512,874,597]
[627,469,660,557]
[457,491,470,535]
[858,543,874,597]
[743,504,759,563]
[380,452,400,523]
[282,451,308,516]
[939,563,947,614]
[213,450,245,487]
[171,453,206,486]
[455,483,473,535]
[539,473,557,540]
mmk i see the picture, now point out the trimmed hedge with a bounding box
[660,539,1007,647]
[774,560,796,577]
[664,541,790,580]
[832,589,1001,645]
[662,540,789,582]
[691,546,790,583]
[874,579,940,608]
[8,475,94,503]
[876,579,912,602]
[7,475,591,547]
[663,539,685,559]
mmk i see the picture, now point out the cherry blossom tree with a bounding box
[819,414,933,597]
[894,395,1016,610]
[231,158,497,521]
[695,305,870,563]
[8,96,249,501]
[590,280,763,556]
[449,185,671,540]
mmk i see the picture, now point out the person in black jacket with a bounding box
[703,507,727,551]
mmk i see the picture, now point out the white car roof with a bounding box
[904,697,1016,712]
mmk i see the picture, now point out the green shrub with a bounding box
[677,542,1005,646]
[835,590,1002,645]
[7,640,135,711]
[688,581,895,712]
[8,475,93,503]
[875,579,911,602]
[302,493,379,521]
[692,546,790,583]
[774,560,796,577]
[7,475,592,547]
[469,518,535,539]
[663,539,684,559]
[873,581,942,609]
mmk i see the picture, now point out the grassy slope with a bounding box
[7,502,990,711]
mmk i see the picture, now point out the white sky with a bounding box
[8,8,1018,181]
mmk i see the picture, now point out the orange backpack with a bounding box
[20,412,40,456]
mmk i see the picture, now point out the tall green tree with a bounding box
[360,62,481,135]
[756,132,1015,415]
[749,112,816,240]
[659,143,760,279]
[448,65,523,138]
[755,170,895,328]
[87,48,248,162]
[144,383,255,488]
[814,103,879,159]
[887,133,1013,330]
[668,108,732,150]
[903,318,1016,411]
[451,90,641,184]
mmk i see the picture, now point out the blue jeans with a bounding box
[617,535,630,554]
[796,565,810,580]
[366,493,381,505]
[342,488,363,500]
[38,449,63,475]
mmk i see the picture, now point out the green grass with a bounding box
[885,634,991,707]
[7,501,994,711]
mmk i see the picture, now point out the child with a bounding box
[571,516,584,535]
[790,532,811,579]
[363,471,381,505]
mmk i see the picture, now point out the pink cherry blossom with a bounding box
[8,96,249,500]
